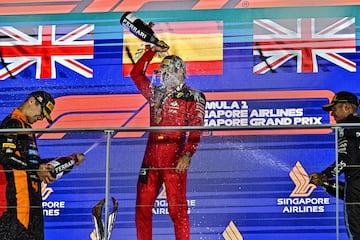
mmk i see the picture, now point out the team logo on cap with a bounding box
[46,101,54,112]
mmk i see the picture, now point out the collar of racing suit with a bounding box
[12,108,29,125]
[340,112,360,123]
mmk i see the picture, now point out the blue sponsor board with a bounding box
[0,6,358,240]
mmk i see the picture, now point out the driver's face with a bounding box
[330,103,349,123]
[27,97,45,124]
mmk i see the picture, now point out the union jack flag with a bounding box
[0,24,94,80]
[253,17,356,74]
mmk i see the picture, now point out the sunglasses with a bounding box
[34,97,45,117]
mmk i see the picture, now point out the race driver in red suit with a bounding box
[130,41,206,240]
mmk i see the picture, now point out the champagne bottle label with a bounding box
[48,156,76,180]
[322,180,345,200]
[120,11,159,45]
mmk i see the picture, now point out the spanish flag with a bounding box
[122,20,223,76]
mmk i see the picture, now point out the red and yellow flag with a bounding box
[122,20,223,76]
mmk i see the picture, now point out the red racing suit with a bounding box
[0,109,48,240]
[130,49,206,240]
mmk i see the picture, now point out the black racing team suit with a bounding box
[0,108,51,240]
[321,113,360,240]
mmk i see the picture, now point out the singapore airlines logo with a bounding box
[277,161,330,213]
[41,182,54,200]
[289,161,316,197]
[41,182,66,216]
[222,221,244,240]
[157,184,167,199]
[153,183,196,215]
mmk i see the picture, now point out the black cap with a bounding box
[322,91,359,111]
[29,91,55,123]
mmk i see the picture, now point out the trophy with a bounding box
[92,197,119,240]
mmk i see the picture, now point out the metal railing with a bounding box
[1,123,357,240]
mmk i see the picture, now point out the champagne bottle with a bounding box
[322,180,345,200]
[120,11,160,46]
[48,155,77,180]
